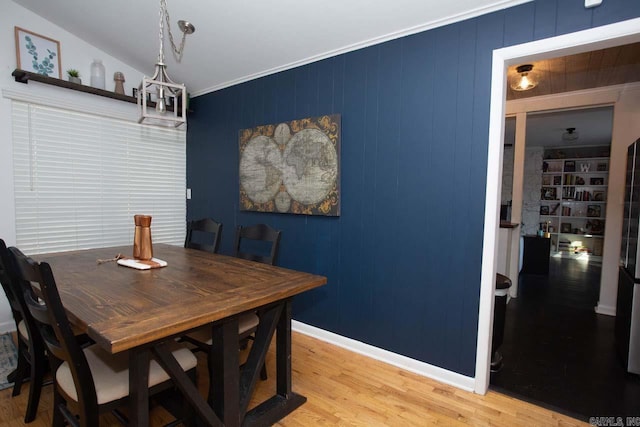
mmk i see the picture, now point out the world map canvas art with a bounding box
[239,114,340,216]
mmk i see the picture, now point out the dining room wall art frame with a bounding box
[239,114,341,216]
[14,26,62,78]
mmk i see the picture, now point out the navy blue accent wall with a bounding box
[187,0,640,377]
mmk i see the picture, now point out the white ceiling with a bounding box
[504,106,614,148]
[13,0,529,96]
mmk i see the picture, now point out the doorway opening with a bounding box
[489,106,638,419]
[476,17,640,398]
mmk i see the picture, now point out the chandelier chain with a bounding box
[160,0,187,63]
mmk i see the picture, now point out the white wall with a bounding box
[501,146,514,205]
[600,86,640,315]
[0,0,147,332]
[522,147,544,236]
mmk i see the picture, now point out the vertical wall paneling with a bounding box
[431,24,463,369]
[371,39,403,349]
[533,0,559,41]
[556,0,595,34]
[337,47,375,339]
[394,30,437,361]
[450,19,481,371]
[186,0,640,377]
[504,2,536,46]
[593,0,640,27]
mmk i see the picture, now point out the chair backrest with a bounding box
[8,247,99,415]
[185,218,222,254]
[0,240,45,353]
[0,239,23,326]
[233,224,281,265]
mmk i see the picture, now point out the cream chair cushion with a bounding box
[17,319,28,342]
[186,313,259,346]
[56,341,197,404]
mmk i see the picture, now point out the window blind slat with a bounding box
[12,101,186,255]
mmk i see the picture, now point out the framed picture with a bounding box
[553,175,562,185]
[587,204,602,217]
[593,191,605,201]
[540,205,550,215]
[597,163,608,171]
[14,27,61,78]
[590,177,605,185]
[561,223,572,233]
[586,219,605,235]
[541,187,557,200]
[564,160,576,172]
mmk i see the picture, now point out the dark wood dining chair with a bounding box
[182,224,281,381]
[0,239,47,423]
[184,218,222,253]
[181,219,260,355]
[8,246,199,427]
[233,223,281,265]
[233,224,282,379]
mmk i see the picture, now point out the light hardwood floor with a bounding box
[0,332,586,426]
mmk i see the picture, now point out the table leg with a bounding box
[243,300,306,426]
[210,317,240,427]
[129,348,150,427]
[152,342,222,426]
[276,300,293,396]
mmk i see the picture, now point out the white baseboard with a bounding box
[291,320,475,392]
[595,303,616,316]
[0,321,16,335]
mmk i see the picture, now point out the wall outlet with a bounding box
[585,0,602,8]
[186,188,192,200]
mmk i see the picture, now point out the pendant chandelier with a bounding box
[138,0,195,128]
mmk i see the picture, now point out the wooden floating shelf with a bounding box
[12,69,137,104]
[11,69,191,115]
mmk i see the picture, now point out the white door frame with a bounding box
[475,17,640,394]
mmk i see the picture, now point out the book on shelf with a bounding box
[573,191,591,201]
[564,174,572,185]
[562,186,576,199]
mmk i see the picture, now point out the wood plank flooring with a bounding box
[491,257,640,419]
[0,331,586,426]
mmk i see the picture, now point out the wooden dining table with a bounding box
[35,243,327,427]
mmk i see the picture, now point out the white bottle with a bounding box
[90,59,105,89]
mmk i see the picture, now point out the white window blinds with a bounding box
[12,101,186,254]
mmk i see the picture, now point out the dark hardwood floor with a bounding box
[490,256,640,421]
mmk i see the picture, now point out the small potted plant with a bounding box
[67,69,81,84]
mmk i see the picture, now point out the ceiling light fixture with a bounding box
[562,127,579,141]
[138,0,195,128]
[509,64,539,91]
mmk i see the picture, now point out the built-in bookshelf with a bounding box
[539,157,608,257]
